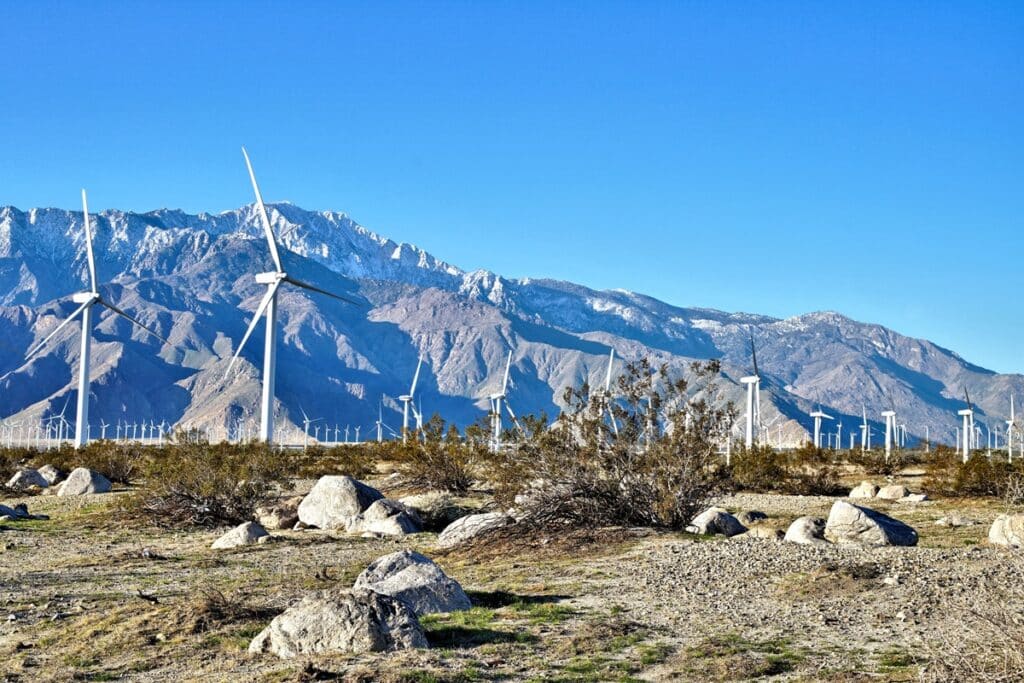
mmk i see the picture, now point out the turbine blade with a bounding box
[501,350,512,394]
[283,275,358,305]
[81,190,98,292]
[505,402,525,433]
[25,300,92,360]
[409,357,423,396]
[749,330,759,377]
[225,281,279,377]
[241,147,283,273]
[604,348,615,393]
[98,299,171,345]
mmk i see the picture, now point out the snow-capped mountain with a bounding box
[0,203,1019,445]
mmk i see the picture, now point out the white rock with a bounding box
[255,496,304,530]
[37,465,64,485]
[211,521,270,549]
[737,510,768,526]
[248,589,427,658]
[876,485,910,501]
[398,492,470,531]
[686,507,747,537]
[57,468,112,496]
[989,514,1024,548]
[736,526,784,541]
[898,493,929,503]
[6,469,49,490]
[935,514,977,527]
[824,501,918,547]
[848,481,878,499]
[437,512,513,548]
[353,499,422,537]
[297,476,384,530]
[783,516,828,545]
[354,550,471,615]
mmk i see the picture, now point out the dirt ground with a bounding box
[1,474,1021,682]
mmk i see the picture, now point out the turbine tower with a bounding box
[399,358,423,444]
[739,332,761,449]
[489,350,513,452]
[860,405,869,452]
[881,410,896,461]
[598,349,619,438]
[809,406,833,449]
[25,190,169,449]
[958,388,975,463]
[225,148,357,444]
[1007,395,1016,463]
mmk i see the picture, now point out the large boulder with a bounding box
[355,499,422,537]
[784,516,828,545]
[211,521,271,549]
[57,468,112,496]
[737,510,768,526]
[876,485,909,501]
[437,512,514,548]
[736,526,784,541]
[399,492,472,531]
[848,481,878,499]
[824,501,918,547]
[989,514,1024,548]
[354,550,471,615]
[37,465,64,485]
[686,507,747,537]
[297,476,384,530]
[256,496,304,530]
[248,589,427,658]
[6,469,49,490]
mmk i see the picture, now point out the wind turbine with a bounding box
[25,190,169,449]
[399,358,423,444]
[881,395,897,461]
[299,405,321,450]
[1007,395,1017,463]
[739,332,761,449]
[810,406,833,449]
[224,149,357,444]
[958,388,975,463]
[489,351,512,452]
[375,397,384,442]
[594,349,619,439]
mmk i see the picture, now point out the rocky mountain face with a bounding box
[0,203,1020,445]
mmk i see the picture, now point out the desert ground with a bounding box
[2,460,1022,683]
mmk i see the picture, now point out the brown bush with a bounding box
[924,448,1023,498]
[288,444,376,480]
[392,417,478,493]
[121,442,291,528]
[34,441,147,484]
[490,358,732,530]
[727,443,843,496]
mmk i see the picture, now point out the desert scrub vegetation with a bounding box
[388,415,483,493]
[924,447,1024,498]
[488,358,735,530]
[120,439,293,527]
[725,443,844,496]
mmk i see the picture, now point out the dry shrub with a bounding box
[183,588,278,634]
[728,444,843,496]
[391,417,479,493]
[121,441,291,527]
[289,444,376,480]
[35,440,147,484]
[924,448,1024,498]
[491,359,732,530]
[920,556,1024,682]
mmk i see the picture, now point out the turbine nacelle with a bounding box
[958,409,974,416]
[739,376,759,385]
[71,292,99,304]
[255,271,285,284]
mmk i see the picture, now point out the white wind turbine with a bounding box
[225,148,357,444]
[488,350,525,452]
[739,332,761,449]
[25,190,170,449]
[595,349,619,439]
[399,358,423,444]
[810,406,833,449]
[1007,395,1017,463]
[958,388,975,463]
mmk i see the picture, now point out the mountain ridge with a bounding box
[0,202,1020,446]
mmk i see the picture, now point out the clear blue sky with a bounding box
[2,1,1021,372]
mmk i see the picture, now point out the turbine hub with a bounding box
[255,271,285,284]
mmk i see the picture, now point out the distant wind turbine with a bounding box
[740,331,761,449]
[25,190,169,449]
[958,388,975,463]
[809,406,833,449]
[399,358,423,444]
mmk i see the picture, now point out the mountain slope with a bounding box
[0,203,1019,445]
